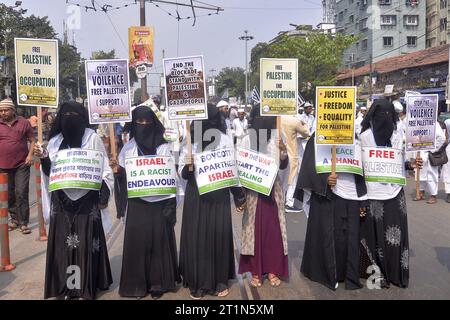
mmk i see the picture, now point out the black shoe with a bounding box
[150,291,163,299]
[285,205,302,213]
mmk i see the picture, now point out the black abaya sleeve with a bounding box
[41,157,51,176]
[114,167,128,219]
[230,186,246,208]
[181,165,195,180]
[99,181,110,206]
[279,156,289,170]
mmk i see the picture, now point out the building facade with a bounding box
[336,0,426,68]
[426,0,449,47]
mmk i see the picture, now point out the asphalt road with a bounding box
[1,174,449,300]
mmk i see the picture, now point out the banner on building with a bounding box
[362,147,406,185]
[194,148,239,195]
[236,148,278,196]
[315,141,363,175]
[85,59,132,124]
[315,86,357,145]
[405,94,438,152]
[14,38,59,107]
[49,149,104,192]
[128,26,154,67]
[163,55,208,121]
[260,58,298,116]
[124,156,177,198]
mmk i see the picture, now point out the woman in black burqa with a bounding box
[112,106,180,299]
[38,101,113,300]
[178,103,246,299]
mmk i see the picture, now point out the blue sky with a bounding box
[4,0,322,94]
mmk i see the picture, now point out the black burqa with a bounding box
[179,104,246,297]
[44,101,113,300]
[359,99,409,288]
[295,133,367,290]
[115,106,180,297]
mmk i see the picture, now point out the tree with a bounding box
[215,67,246,100]
[249,33,356,102]
[59,42,82,102]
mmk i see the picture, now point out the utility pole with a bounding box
[369,54,373,98]
[140,0,148,103]
[160,49,165,106]
[239,30,254,104]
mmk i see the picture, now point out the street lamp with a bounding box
[239,30,254,104]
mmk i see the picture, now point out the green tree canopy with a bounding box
[216,67,245,100]
[249,33,356,102]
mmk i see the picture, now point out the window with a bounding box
[404,15,419,26]
[338,12,344,22]
[360,18,368,30]
[349,0,354,4]
[407,36,417,47]
[406,0,419,6]
[381,15,396,25]
[383,36,394,47]
[349,15,354,23]
[362,39,368,50]
[440,18,447,31]
[379,0,392,4]
[441,0,447,9]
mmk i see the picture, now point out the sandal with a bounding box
[249,275,262,288]
[217,288,229,297]
[413,193,425,201]
[19,225,31,234]
[426,196,437,204]
[268,274,281,287]
[8,222,18,231]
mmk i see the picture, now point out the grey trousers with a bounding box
[0,165,31,226]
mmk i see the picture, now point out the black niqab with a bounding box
[191,103,226,151]
[360,99,398,147]
[49,101,89,148]
[248,105,276,153]
[126,106,166,155]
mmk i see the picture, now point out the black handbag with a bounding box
[428,143,449,166]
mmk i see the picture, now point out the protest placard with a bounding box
[315,141,363,175]
[49,149,104,192]
[124,156,177,198]
[260,58,298,116]
[85,59,132,124]
[194,148,239,195]
[128,26,154,67]
[14,38,59,107]
[405,94,438,152]
[236,148,278,196]
[163,55,208,121]
[362,147,406,185]
[316,86,356,145]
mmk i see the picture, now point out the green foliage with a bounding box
[216,67,246,100]
[249,33,356,101]
[59,42,82,102]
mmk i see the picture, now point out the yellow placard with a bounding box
[260,58,298,116]
[128,26,154,68]
[14,38,59,107]
[315,86,356,145]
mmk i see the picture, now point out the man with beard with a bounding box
[111,106,180,299]
[34,101,113,299]
[216,100,231,135]
[0,98,35,234]
[359,98,422,288]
